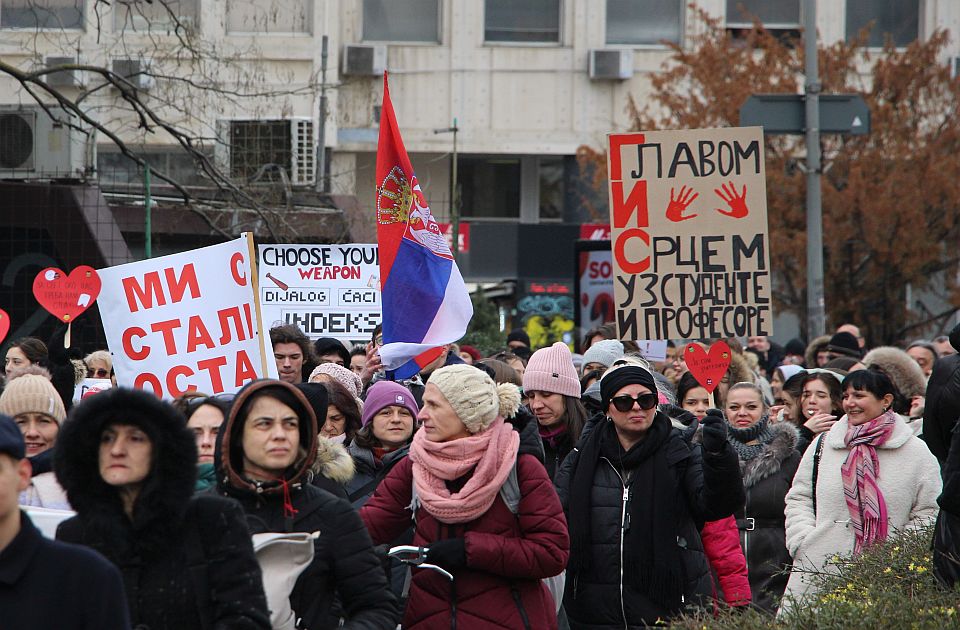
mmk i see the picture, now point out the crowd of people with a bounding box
[1,318,958,628]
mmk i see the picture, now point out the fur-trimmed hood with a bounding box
[311,435,355,483]
[862,346,927,399]
[805,334,832,370]
[54,387,197,549]
[739,422,800,489]
[726,351,754,389]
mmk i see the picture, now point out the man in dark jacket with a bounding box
[924,323,960,467]
[217,379,398,629]
[0,414,130,629]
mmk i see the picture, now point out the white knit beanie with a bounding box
[0,373,67,424]
[522,342,581,398]
[429,365,521,434]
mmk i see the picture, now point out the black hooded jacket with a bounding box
[924,327,960,465]
[215,379,398,630]
[54,387,270,630]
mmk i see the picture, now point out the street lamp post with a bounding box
[433,119,459,260]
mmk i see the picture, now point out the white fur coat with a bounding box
[780,415,941,612]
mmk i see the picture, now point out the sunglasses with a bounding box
[610,393,659,412]
[87,368,110,378]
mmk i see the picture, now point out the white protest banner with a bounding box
[607,127,773,340]
[258,243,381,346]
[98,235,269,399]
[73,378,112,403]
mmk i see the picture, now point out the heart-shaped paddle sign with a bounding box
[685,341,732,393]
[0,308,9,345]
[32,266,101,323]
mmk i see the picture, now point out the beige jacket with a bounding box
[780,415,940,612]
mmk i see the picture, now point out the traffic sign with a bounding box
[740,94,870,135]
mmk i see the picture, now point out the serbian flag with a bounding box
[375,72,473,379]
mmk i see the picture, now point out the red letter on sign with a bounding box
[165,264,201,304]
[122,326,150,360]
[122,272,166,313]
[612,180,648,229]
[230,252,247,286]
[614,228,651,274]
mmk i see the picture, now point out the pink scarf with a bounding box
[841,410,897,555]
[410,416,519,524]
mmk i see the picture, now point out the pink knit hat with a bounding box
[522,342,581,398]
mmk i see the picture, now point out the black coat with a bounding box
[555,415,745,629]
[217,379,398,630]
[733,423,802,613]
[924,352,960,465]
[54,387,270,630]
[1,511,130,630]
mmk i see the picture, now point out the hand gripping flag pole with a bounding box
[375,72,473,379]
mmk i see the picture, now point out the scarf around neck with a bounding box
[410,416,519,524]
[726,416,773,461]
[567,412,684,611]
[538,424,568,450]
[841,410,898,555]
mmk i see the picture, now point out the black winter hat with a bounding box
[0,414,24,459]
[825,332,862,358]
[507,329,531,347]
[785,338,807,356]
[313,337,350,366]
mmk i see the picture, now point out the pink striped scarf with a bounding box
[410,416,519,524]
[841,410,897,555]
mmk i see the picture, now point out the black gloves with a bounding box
[663,404,697,428]
[701,409,728,453]
[426,538,466,570]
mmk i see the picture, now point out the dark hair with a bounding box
[8,337,48,366]
[321,380,361,441]
[823,357,859,372]
[493,350,527,367]
[676,371,705,404]
[269,324,316,372]
[860,366,912,414]
[476,359,521,386]
[313,337,350,366]
[842,369,897,402]
[349,346,366,359]
[561,396,589,442]
[371,324,382,344]
[231,386,311,474]
[172,391,231,423]
[351,417,416,450]
[801,371,844,416]
[782,371,807,399]
[511,346,532,362]
[579,369,602,394]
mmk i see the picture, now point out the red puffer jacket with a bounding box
[701,515,751,607]
[361,453,569,629]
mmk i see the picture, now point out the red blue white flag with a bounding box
[375,72,473,379]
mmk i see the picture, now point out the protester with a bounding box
[172,392,230,492]
[345,381,418,507]
[55,388,271,629]
[0,367,69,509]
[491,350,527,380]
[677,371,711,421]
[863,346,928,434]
[715,347,754,409]
[349,345,368,375]
[797,370,844,447]
[361,364,569,629]
[778,371,807,427]
[292,382,355,499]
[724,382,801,612]
[84,350,112,379]
[906,340,938,379]
[475,358,521,386]
[747,335,785,378]
[580,339,624,377]
[523,342,590,479]
[457,344,481,365]
[4,337,47,378]
[269,324,315,385]
[216,379,397,628]
[824,332,863,361]
[312,380,362,445]
[836,323,866,350]
[506,328,531,352]
[308,361,364,402]
[0,414,132,629]
[782,370,941,609]
[782,338,807,366]
[770,364,804,405]
[923,323,960,465]
[555,360,745,627]
[804,334,833,368]
[313,337,350,367]
[934,334,957,357]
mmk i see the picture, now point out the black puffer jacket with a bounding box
[54,387,270,629]
[555,413,744,629]
[733,422,801,613]
[345,443,409,508]
[924,328,960,465]
[216,379,398,630]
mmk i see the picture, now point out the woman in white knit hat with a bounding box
[0,366,69,509]
[361,364,570,629]
[523,341,591,479]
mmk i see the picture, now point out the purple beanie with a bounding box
[361,381,420,427]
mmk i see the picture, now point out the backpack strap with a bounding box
[811,433,826,517]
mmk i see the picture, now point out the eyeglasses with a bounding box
[87,368,110,378]
[610,393,658,412]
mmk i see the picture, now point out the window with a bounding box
[485,0,560,44]
[98,147,211,187]
[725,0,799,29]
[846,0,919,48]
[1,0,83,29]
[114,0,199,33]
[538,156,566,220]
[460,156,521,219]
[363,0,439,42]
[226,0,311,34]
[606,0,682,46]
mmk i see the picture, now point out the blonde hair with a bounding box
[84,350,113,372]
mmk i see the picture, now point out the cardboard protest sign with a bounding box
[32,266,100,322]
[0,308,8,345]
[98,236,269,399]
[685,341,732,393]
[607,127,773,340]
[258,243,381,347]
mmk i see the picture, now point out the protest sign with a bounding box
[73,378,112,403]
[0,308,8,344]
[607,127,773,340]
[685,341,732,394]
[98,236,269,399]
[258,243,381,347]
[32,266,100,322]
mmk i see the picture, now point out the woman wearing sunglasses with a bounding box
[556,358,745,628]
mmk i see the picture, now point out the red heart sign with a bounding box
[0,308,9,345]
[685,341,732,393]
[32,266,101,322]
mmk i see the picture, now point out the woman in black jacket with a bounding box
[724,382,802,612]
[217,379,398,629]
[54,387,270,629]
[555,359,745,628]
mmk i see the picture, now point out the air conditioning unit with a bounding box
[45,56,83,88]
[214,118,316,186]
[588,49,633,81]
[111,58,155,91]
[342,44,386,77]
[0,105,93,179]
